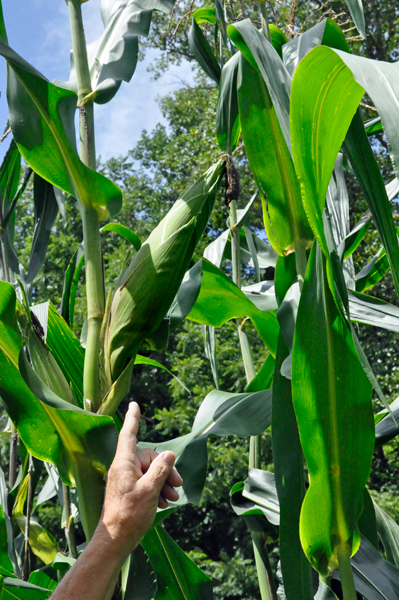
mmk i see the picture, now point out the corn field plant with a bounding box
[0,0,398,598]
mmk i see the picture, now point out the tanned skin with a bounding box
[50,402,182,600]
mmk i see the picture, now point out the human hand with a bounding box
[98,402,183,555]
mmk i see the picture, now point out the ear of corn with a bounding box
[104,160,225,388]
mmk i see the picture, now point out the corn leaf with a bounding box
[0,38,122,220]
[290,45,364,257]
[187,258,279,356]
[188,18,221,84]
[216,53,241,152]
[272,334,313,599]
[237,53,312,254]
[13,476,58,565]
[142,525,212,600]
[0,282,117,539]
[292,243,374,575]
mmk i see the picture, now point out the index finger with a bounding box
[116,402,140,457]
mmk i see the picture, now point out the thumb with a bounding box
[141,451,176,497]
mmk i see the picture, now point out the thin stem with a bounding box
[337,544,357,600]
[63,484,78,559]
[252,532,278,600]
[82,205,105,411]
[294,239,308,291]
[229,197,277,600]
[67,0,105,411]
[22,455,34,581]
[258,0,272,42]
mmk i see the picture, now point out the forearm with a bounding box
[51,523,133,600]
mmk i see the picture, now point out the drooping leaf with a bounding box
[101,222,141,252]
[216,53,241,152]
[343,0,365,38]
[187,258,279,356]
[375,399,399,447]
[26,174,59,285]
[232,469,280,526]
[139,387,272,506]
[292,243,374,575]
[272,334,313,600]
[188,17,221,84]
[282,18,349,77]
[0,282,117,539]
[290,45,364,257]
[134,355,190,395]
[268,24,288,59]
[228,19,291,146]
[0,37,122,220]
[141,525,213,600]
[237,53,312,255]
[13,475,58,565]
[59,0,175,105]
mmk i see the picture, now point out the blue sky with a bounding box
[0,0,192,161]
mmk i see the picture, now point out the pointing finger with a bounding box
[116,402,140,457]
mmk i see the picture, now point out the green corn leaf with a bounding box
[290,45,364,257]
[26,174,59,285]
[343,111,399,296]
[348,289,399,334]
[373,500,399,568]
[237,53,312,255]
[13,476,58,565]
[60,243,84,330]
[187,258,279,356]
[105,161,224,387]
[3,578,51,600]
[375,399,399,447]
[228,19,291,147]
[365,117,383,136]
[230,469,280,528]
[0,139,21,239]
[101,223,141,252]
[216,53,241,153]
[141,525,212,600]
[28,570,57,593]
[123,545,157,600]
[27,323,76,406]
[344,0,365,38]
[341,214,371,261]
[0,38,122,220]
[245,354,275,393]
[188,17,221,84]
[269,24,288,59]
[282,18,349,77]
[31,301,84,407]
[134,355,190,395]
[292,243,374,576]
[58,0,174,105]
[355,248,389,292]
[0,282,117,539]
[272,334,313,600]
[193,7,216,23]
[332,536,399,600]
[140,387,272,506]
[0,506,13,576]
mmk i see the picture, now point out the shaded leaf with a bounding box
[292,243,374,575]
[188,18,221,84]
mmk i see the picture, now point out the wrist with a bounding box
[94,519,141,560]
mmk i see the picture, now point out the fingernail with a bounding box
[161,451,175,466]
